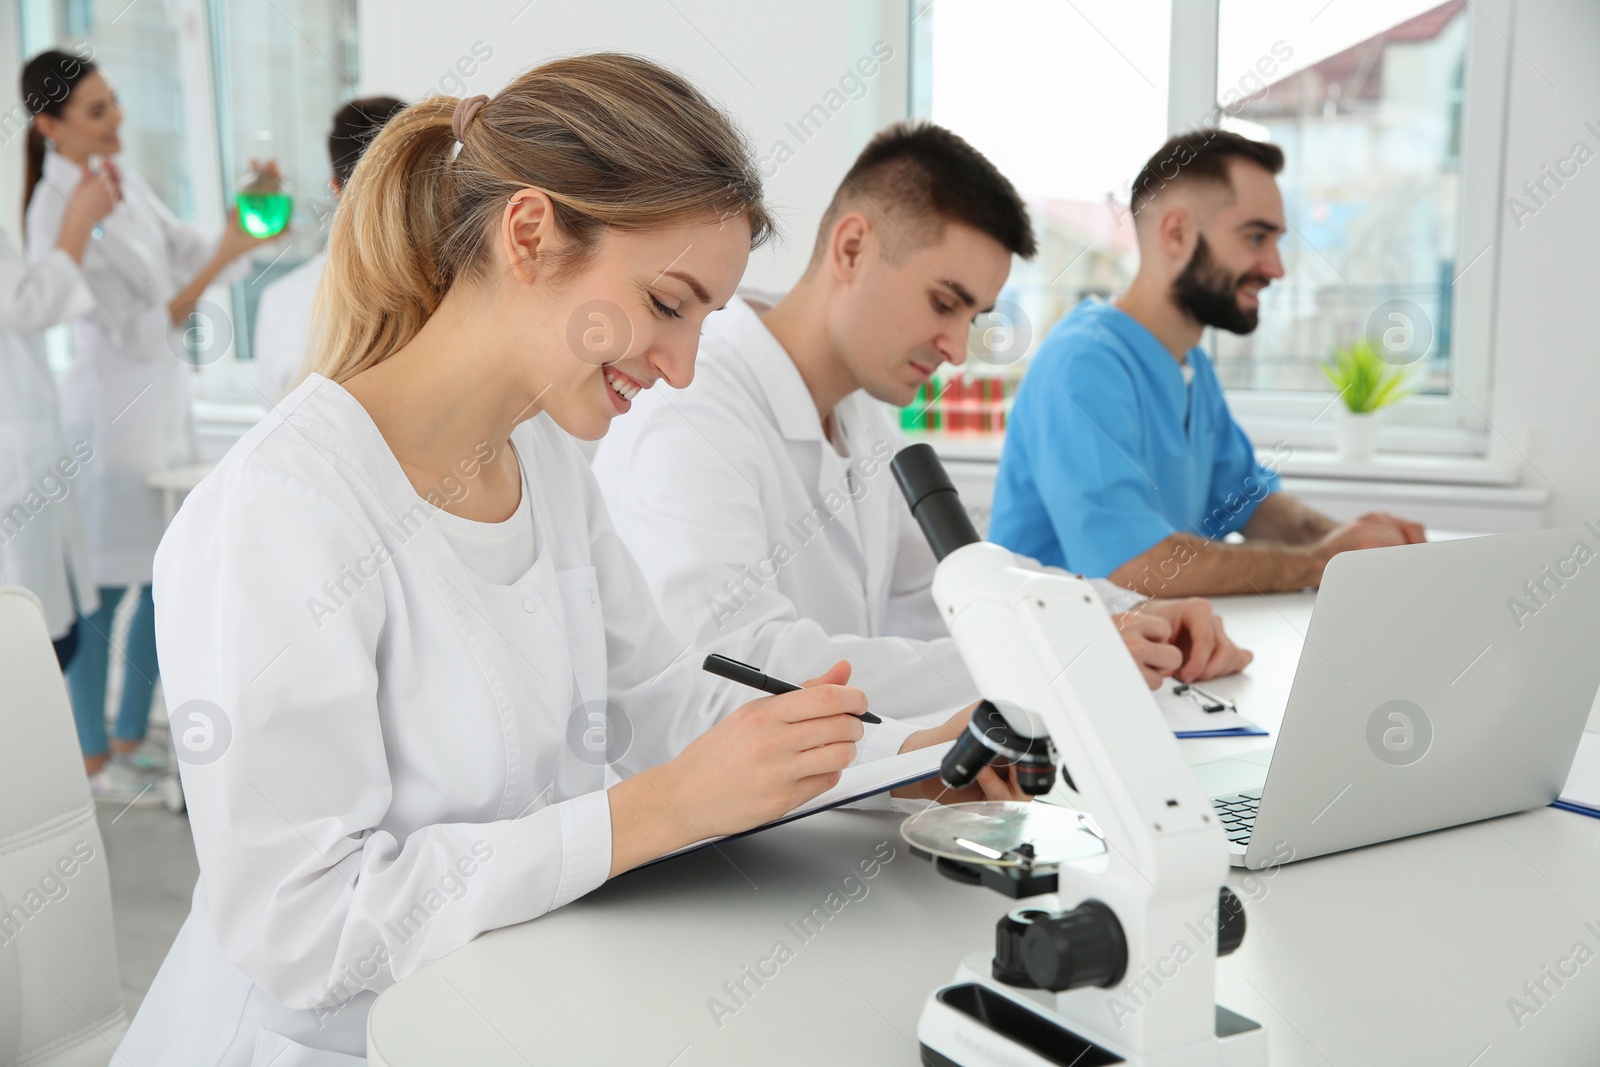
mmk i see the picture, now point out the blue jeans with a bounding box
[52,619,79,670]
[67,584,159,758]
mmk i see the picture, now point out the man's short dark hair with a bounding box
[812,121,1036,266]
[328,96,407,187]
[1129,129,1284,218]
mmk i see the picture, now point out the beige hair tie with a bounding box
[452,94,490,141]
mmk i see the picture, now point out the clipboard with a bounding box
[641,680,1275,870]
[1555,730,1600,819]
[1155,679,1268,738]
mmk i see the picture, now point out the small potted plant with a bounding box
[1322,339,1415,461]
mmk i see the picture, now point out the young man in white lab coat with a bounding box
[253,97,405,402]
[593,123,1253,725]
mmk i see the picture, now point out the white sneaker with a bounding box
[88,759,161,809]
[119,738,171,776]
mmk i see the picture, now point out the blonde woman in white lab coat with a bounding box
[22,49,269,804]
[0,151,118,663]
[116,56,1010,1066]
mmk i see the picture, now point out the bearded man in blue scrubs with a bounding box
[990,129,1426,597]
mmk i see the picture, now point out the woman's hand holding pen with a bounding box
[607,660,868,875]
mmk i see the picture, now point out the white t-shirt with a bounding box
[431,484,537,585]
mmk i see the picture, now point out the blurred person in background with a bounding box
[23,46,282,805]
[0,93,119,669]
[990,129,1425,597]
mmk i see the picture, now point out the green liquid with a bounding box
[238,192,292,238]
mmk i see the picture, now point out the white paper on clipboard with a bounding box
[1154,679,1268,738]
[645,741,954,866]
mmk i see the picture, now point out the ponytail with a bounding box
[20,47,99,218]
[312,53,773,383]
[24,127,47,214]
[313,98,458,384]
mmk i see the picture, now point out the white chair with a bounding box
[0,587,126,1066]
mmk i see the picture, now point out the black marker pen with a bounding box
[701,653,882,724]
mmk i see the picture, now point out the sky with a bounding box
[929,0,1454,203]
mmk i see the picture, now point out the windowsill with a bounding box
[1264,449,1519,487]
[908,430,1525,490]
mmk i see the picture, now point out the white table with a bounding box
[146,463,214,526]
[368,593,1600,1065]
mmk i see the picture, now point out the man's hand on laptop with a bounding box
[1119,598,1253,685]
[1314,512,1427,568]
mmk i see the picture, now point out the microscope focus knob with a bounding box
[1216,886,1246,957]
[992,908,1049,988]
[1020,899,1127,992]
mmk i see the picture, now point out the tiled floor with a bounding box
[96,798,198,1018]
[90,607,198,1019]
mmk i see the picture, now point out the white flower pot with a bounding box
[1337,408,1380,462]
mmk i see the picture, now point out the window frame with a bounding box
[1173,0,1512,457]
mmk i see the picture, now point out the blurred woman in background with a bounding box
[0,111,119,667]
[22,47,277,806]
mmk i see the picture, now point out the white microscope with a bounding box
[890,444,1266,1067]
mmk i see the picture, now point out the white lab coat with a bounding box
[0,231,99,637]
[593,293,1143,723]
[593,293,973,721]
[117,375,912,1065]
[253,248,326,403]
[26,149,246,587]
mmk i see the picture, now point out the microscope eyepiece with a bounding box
[891,444,981,562]
[891,446,1061,798]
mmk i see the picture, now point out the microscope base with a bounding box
[917,975,1266,1067]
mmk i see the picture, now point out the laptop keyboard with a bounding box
[1212,790,1263,845]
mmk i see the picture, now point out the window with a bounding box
[910,0,1512,455]
[1207,0,1468,397]
[911,0,1169,364]
[208,0,359,366]
[906,0,1169,436]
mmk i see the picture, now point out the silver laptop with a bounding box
[1192,526,1600,869]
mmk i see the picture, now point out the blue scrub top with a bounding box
[989,299,1280,578]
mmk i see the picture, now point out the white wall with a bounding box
[357,0,909,291]
[1487,0,1600,529]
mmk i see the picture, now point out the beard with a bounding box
[1173,235,1268,335]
